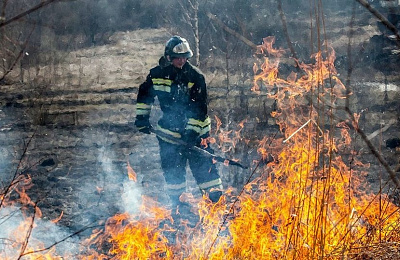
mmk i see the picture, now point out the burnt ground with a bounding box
[0,11,399,256]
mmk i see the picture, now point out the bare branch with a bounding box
[367,119,398,140]
[356,0,400,42]
[17,204,39,260]
[346,108,400,188]
[177,0,192,25]
[277,0,298,60]
[176,0,200,65]
[20,223,102,257]
[0,129,37,209]
[0,0,63,28]
[0,25,35,82]
[206,12,258,51]
[345,3,400,188]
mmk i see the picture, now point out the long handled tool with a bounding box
[150,128,248,169]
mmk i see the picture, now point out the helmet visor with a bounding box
[172,41,192,56]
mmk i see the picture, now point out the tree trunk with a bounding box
[192,0,200,66]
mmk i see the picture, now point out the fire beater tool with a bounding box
[149,128,249,169]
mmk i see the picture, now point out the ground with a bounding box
[0,13,399,257]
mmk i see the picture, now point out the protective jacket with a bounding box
[135,58,211,144]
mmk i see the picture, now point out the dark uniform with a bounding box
[134,36,222,209]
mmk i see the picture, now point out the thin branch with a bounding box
[0,129,37,209]
[277,0,298,60]
[367,119,397,140]
[0,25,35,82]
[20,223,103,257]
[17,203,39,260]
[346,108,400,188]
[177,0,200,66]
[345,2,400,188]
[283,119,312,143]
[0,0,62,28]
[206,12,258,50]
[355,0,400,43]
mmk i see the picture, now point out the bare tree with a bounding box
[0,0,70,83]
[177,0,201,66]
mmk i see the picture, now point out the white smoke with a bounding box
[0,206,79,258]
[95,146,143,215]
[120,180,142,215]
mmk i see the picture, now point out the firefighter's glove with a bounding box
[135,116,152,134]
[182,130,198,147]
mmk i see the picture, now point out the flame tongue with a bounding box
[245,37,400,259]
[81,38,400,259]
[0,175,67,259]
[126,161,137,182]
[3,35,399,259]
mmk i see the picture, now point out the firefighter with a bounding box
[134,36,223,213]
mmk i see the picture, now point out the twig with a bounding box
[0,25,35,82]
[345,2,400,189]
[20,223,102,257]
[367,119,397,140]
[17,203,39,260]
[283,119,312,143]
[346,108,400,188]
[206,12,258,50]
[205,129,279,258]
[277,0,299,61]
[0,0,61,28]
[355,0,400,43]
[0,129,37,209]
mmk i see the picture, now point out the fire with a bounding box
[0,175,66,259]
[126,161,137,182]
[83,37,400,259]
[82,197,176,259]
[2,35,399,259]
[213,115,247,162]
[73,36,400,259]
[242,36,400,258]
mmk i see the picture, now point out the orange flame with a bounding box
[51,211,64,224]
[0,175,66,259]
[79,38,400,259]
[126,161,137,182]
[213,116,247,153]
[82,197,175,259]
[8,36,399,260]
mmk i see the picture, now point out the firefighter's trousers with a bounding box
[157,137,223,206]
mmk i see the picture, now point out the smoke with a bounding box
[51,139,146,240]
[0,206,79,258]
[0,129,145,258]
[0,141,145,258]
[0,146,14,188]
[95,146,143,215]
[120,180,142,215]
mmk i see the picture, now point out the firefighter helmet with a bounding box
[164,36,193,61]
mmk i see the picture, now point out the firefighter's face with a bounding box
[171,57,187,69]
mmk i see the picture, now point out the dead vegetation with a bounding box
[0,0,399,259]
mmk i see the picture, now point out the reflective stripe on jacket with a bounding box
[136,60,211,143]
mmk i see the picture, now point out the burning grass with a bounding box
[0,175,76,259]
[77,36,400,259]
[1,36,400,259]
